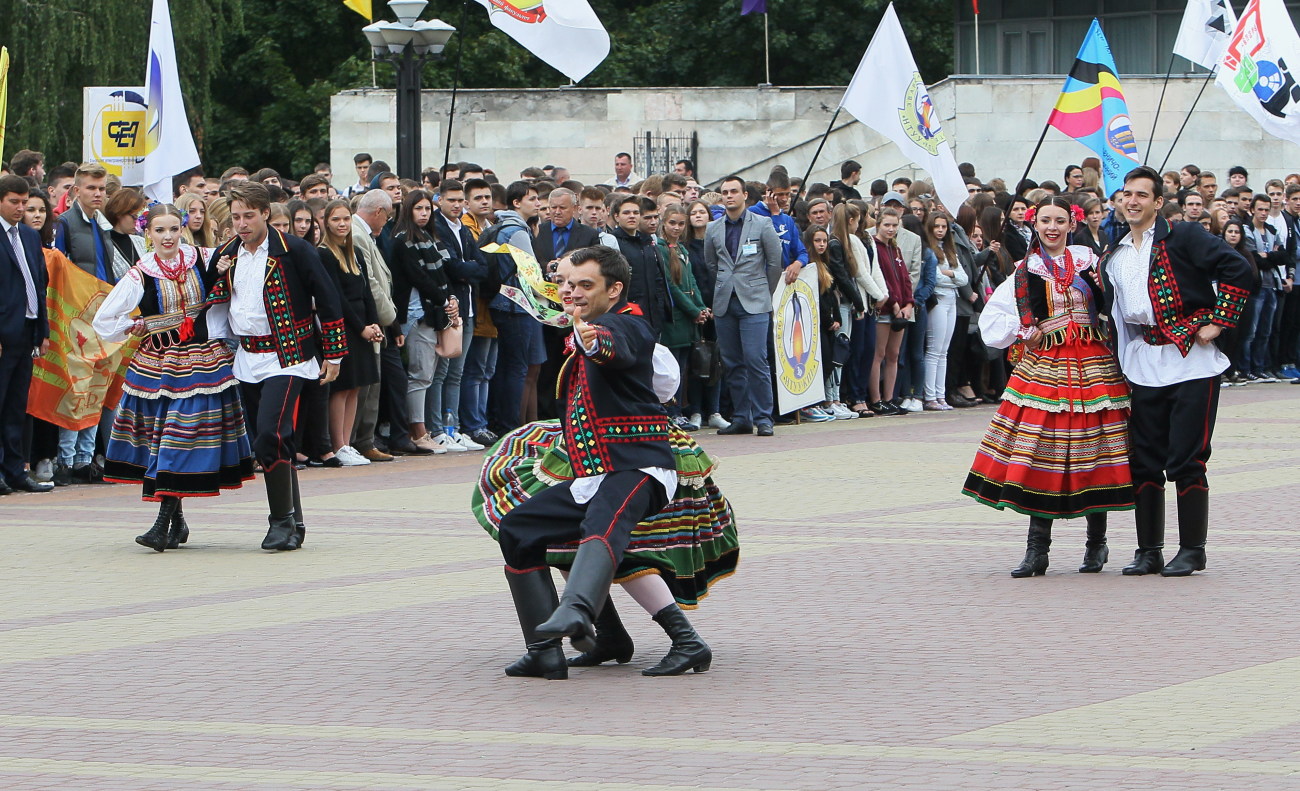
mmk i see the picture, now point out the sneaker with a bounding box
[336,446,371,466]
[673,415,701,431]
[800,407,835,422]
[707,413,731,430]
[52,463,72,487]
[829,403,857,419]
[689,413,704,429]
[413,433,448,455]
[456,433,486,451]
[432,432,468,452]
[1257,372,1277,383]
[1282,365,1300,380]
[32,459,54,483]
[468,429,498,448]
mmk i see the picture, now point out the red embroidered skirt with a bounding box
[963,338,1135,519]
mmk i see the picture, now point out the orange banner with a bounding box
[28,250,138,430]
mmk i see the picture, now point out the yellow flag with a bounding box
[0,47,9,159]
[343,0,372,19]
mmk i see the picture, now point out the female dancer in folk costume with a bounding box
[93,204,255,551]
[962,196,1134,577]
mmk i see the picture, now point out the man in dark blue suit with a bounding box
[0,175,54,494]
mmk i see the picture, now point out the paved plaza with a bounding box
[2,383,1299,790]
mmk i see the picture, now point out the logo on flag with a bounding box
[488,0,547,23]
[898,73,945,156]
[1047,20,1139,197]
[472,0,609,82]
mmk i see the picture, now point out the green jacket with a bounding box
[655,237,707,349]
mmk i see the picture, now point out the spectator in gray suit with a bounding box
[704,175,783,436]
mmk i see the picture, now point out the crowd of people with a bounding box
[1,147,1296,508]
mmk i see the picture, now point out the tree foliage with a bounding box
[0,0,952,177]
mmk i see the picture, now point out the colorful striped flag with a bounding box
[1047,19,1140,196]
[344,0,372,19]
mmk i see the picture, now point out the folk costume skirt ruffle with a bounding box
[473,420,739,609]
[963,337,1135,519]
[104,340,255,500]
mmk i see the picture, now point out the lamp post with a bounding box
[362,0,455,181]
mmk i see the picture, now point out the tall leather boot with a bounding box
[1079,512,1108,573]
[567,598,635,667]
[503,568,567,680]
[261,463,298,551]
[137,497,179,552]
[287,467,306,550]
[535,540,615,652]
[1162,481,1208,577]
[1123,484,1166,575]
[642,604,712,676]
[166,499,190,549]
[1010,517,1051,578]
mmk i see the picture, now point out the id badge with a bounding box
[741,242,758,256]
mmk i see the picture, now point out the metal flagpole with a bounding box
[974,10,980,75]
[798,106,843,193]
[442,0,470,170]
[1159,69,1216,173]
[763,12,771,85]
[1144,51,1177,165]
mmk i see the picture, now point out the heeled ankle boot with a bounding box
[1079,512,1108,573]
[503,568,567,680]
[166,500,190,549]
[642,604,712,676]
[1162,481,1208,577]
[137,497,179,552]
[1010,517,1051,578]
[567,598,635,667]
[535,541,615,653]
[1123,484,1166,575]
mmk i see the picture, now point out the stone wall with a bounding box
[330,78,1299,193]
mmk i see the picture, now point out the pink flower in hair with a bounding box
[1071,204,1086,223]
[1024,206,1037,224]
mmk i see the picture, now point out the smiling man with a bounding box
[1099,166,1253,578]
[495,246,675,680]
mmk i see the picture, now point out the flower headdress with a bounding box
[1023,204,1086,225]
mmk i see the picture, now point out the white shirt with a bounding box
[1,217,39,319]
[228,234,320,383]
[1106,225,1227,387]
[567,335,677,505]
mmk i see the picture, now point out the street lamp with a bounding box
[363,0,455,181]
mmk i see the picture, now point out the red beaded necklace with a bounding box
[1041,246,1075,294]
[153,247,195,341]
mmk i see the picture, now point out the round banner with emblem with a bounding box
[772,264,825,414]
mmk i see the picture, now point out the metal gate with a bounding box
[633,131,699,178]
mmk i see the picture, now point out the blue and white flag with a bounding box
[142,0,199,203]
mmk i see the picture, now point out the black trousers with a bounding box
[377,341,409,434]
[0,343,34,484]
[1278,288,1300,366]
[294,376,332,458]
[241,375,305,470]
[498,470,667,571]
[1129,376,1220,490]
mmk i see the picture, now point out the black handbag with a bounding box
[829,332,851,367]
[690,339,723,383]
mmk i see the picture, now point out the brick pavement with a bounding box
[2,383,1300,790]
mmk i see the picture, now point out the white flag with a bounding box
[1216,0,1300,147]
[142,0,200,204]
[839,3,966,215]
[1174,0,1238,70]
[473,0,609,83]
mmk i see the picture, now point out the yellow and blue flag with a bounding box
[1047,19,1140,195]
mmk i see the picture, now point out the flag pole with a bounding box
[798,106,843,196]
[1159,69,1216,173]
[1144,51,1177,165]
[974,9,981,75]
[763,12,771,85]
[1017,121,1051,195]
[442,0,469,171]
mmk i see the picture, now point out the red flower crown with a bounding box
[1023,204,1085,225]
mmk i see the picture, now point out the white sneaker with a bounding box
[707,413,731,430]
[454,432,485,451]
[901,398,924,413]
[432,432,468,452]
[413,433,447,454]
[830,403,857,419]
[33,459,54,483]
[337,445,371,466]
[689,413,703,429]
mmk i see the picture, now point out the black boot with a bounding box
[261,463,299,551]
[136,497,179,552]
[503,568,567,680]
[535,541,615,653]
[166,500,190,549]
[642,604,712,676]
[287,467,305,550]
[1079,512,1108,573]
[1162,482,1208,577]
[1123,484,1166,575]
[1010,517,1051,577]
[567,598,635,667]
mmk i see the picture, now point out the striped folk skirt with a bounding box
[473,420,739,609]
[963,338,1135,519]
[104,340,255,500]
